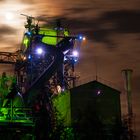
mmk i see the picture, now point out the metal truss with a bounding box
[0,52,18,64]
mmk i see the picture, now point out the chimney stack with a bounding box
[122,69,133,116]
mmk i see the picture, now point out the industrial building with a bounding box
[70,80,122,140]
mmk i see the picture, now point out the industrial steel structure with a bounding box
[0,14,83,139]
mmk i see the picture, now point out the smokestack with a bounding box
[122,69,133,116]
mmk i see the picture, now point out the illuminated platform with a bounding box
[0,117,34,125]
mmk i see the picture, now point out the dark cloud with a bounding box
[61,17,115,48]
[0,25,17,35]
[19,0,35,4]
[36,15,54,21]
[100,10,140,33]
[36,15,67,27]
[61,10,140,48]
[65,6,93,15]
[0,25,18,47]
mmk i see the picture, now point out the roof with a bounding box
[70,80,120,94]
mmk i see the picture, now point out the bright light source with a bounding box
[74,58,78,63]
[57,85,62,93]
[25,31,32,36]
[77,35,86,41]
[83,37,86,41]
[72,50,79,57]
[97,90,101,95]
[36,48,43,55]
[28,54,31,59]
[64,56,67,61]
[78,35,83,40]
[23,56,26,60]
[5,12,14,21]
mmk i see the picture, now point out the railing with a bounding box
[0,106,35,140]
[0,106,33,123]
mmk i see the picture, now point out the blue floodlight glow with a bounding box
[25,31,32,36]
[77,35,86,41]
[36,48,43,55]
[78,35,83,40]
[54,27,63,31]
[72,50,79,57]
[64,56,67,61]
[28,54,31,59]
[74,58,78,62]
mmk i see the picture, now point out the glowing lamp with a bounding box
[25,31,32,36]
[78,35,83,40]
[23,56,26,60]
[28,54,31,59]
[57,85,62,93]
[64,56,67,61]
[36,48,43,55]
[77,35,86,41]
[97,90,102,95]
[74,58,78,63]
[72,50,79,57]
[5,12,14,21]
[83,37,86,41]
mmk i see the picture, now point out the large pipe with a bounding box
[122,69,133,116]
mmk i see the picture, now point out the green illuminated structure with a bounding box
[39,28,69,45]
[0,73,26,120]
[0,73,34,140]
[22,27,69,53]
[22,35,30,52]
[52,90,71,126]
[0,72,16,101]
[0,15,78,140]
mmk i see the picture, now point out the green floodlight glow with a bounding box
[0,74,16,98]
[39,28,57,45]
[23,37,29,47]
[64,29,69,36]
[22,35,30,52]
[39,28,69,46]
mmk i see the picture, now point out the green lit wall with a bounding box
[22,28,69,53]
[39,28,69,46]
[52,90,71,126]
[22,35,30,52]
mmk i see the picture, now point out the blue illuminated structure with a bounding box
[0,14,85,140]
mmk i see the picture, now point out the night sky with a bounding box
[0,0,140,138]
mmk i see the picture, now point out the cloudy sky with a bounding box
[0,0,140,137]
